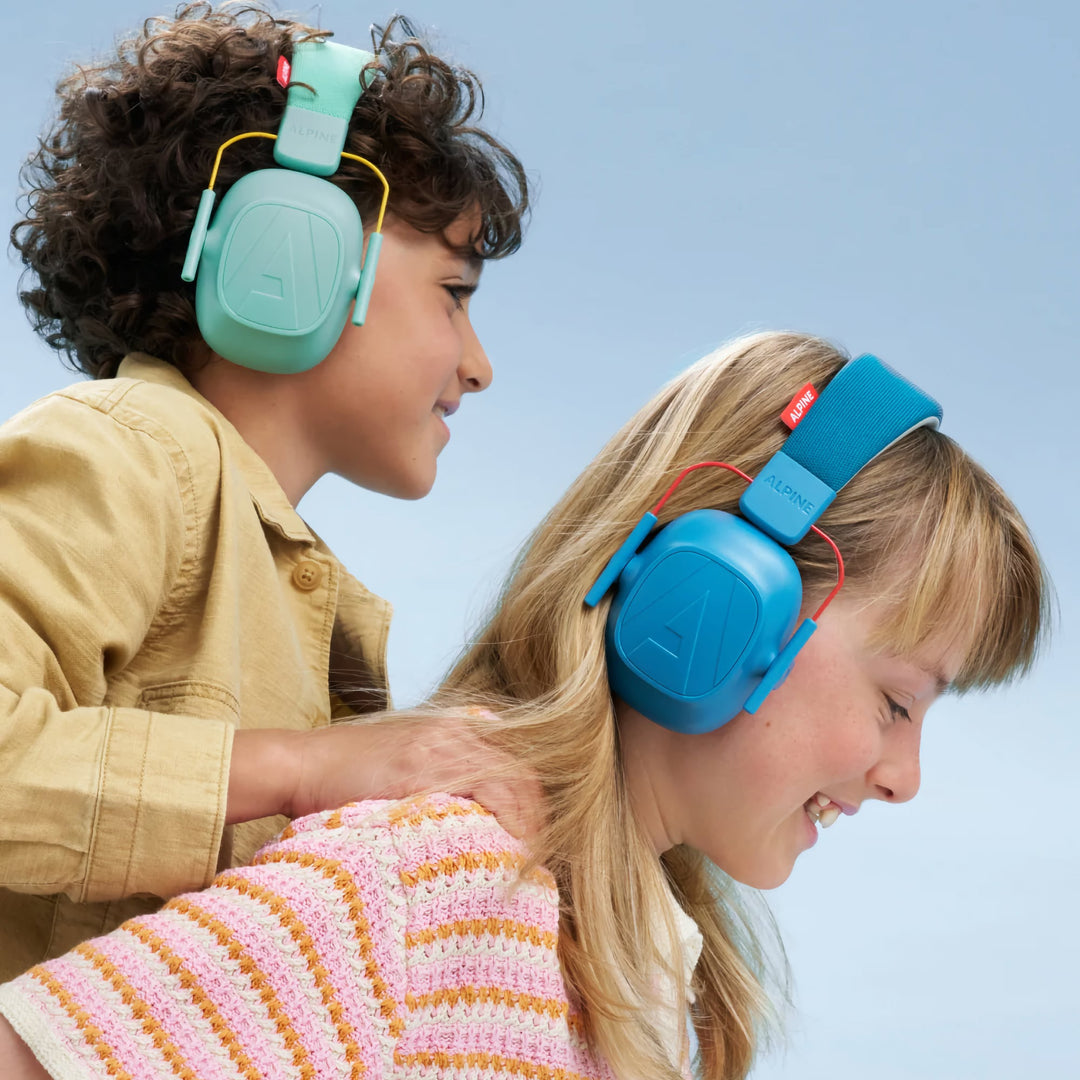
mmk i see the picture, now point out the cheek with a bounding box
[812,714,881,779]
[748,665,879,788]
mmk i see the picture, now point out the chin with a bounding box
[724,859,795,891]
[395,472,437,500]
[386,483,432,501]
[346,467,436,500]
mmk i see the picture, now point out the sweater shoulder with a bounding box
[269,794,553,893]
[267,793,562,952]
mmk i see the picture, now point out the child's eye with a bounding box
[443,284,474,311]
[884,695,912,723]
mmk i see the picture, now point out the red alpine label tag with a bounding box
[781,383,817,429]
[276,55,291,88]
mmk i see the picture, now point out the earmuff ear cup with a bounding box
[604,509,802,733]
[194,169,365,373]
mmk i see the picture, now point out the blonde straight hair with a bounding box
[391,332,1049,1079]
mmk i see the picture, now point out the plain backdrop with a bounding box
[3,2,1077,1077]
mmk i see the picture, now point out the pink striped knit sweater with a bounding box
[0,794,692,1080]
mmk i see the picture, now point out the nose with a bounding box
[867,723,922,804]
[459,317,492,393]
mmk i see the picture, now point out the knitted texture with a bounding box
[0,795,627,1080]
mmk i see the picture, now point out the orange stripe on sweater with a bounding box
[405,984,575,1024]
[393,1048,595,1080]
[215,871,369,1078]
[277,798,485,844]
[399,849,554,890]
[28,965,132,1080]
[405,917,558,952]
[123,921,263,1080]
[385,798,491,829]
[74,942,199,1080]
[250,848,405,1038]
[167,896,317,1080]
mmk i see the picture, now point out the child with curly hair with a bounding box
[0,2,533,980]
[0,332,1049,1078]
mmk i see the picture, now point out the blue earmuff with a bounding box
[585,354,943,734]
[180,41,388,374]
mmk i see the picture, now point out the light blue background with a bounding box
[5,3,1077,1076]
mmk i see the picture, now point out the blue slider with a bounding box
[584,512,658,607]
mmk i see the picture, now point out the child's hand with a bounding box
[228,720,545,841]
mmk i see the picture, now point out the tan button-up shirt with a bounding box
[0,355,392,979]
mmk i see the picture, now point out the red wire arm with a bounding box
[650,461,845,622]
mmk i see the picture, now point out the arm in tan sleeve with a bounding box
[0,393,233,901]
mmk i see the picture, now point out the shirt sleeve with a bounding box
[0,393,233,902]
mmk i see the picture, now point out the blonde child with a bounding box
[0,332,1048,1078]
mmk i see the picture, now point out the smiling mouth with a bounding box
[804,793,841,830]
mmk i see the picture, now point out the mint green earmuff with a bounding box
[180,41,389,374]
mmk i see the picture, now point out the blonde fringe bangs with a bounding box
[814,427,1049,692]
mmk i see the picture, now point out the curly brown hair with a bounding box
[12,2,530,378]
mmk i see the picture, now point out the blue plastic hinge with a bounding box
[181,188,217,283]
[740,451,836,545]
[584,512,658,607]
[743,618,817,713]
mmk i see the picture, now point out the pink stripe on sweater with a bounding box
[185,884,345,1079]
[253,831,407,995]
[398,1017,599,1075]
[404,947,571,1000]
[30,948,175,1080]
[129,906,297,1080]
[87,930,235,1080]
[229,857,391,1062]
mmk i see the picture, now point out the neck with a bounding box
[188,355,321,505]
[617,701,678,856]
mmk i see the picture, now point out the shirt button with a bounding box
[292,559,323,592]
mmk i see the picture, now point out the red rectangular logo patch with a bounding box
[781,383,817,429]
[276,55,291,88]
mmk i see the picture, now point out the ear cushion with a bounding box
[605,509,802,733]
[194,169,364,373]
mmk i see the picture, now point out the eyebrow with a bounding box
[441,236,484,273]
[891,655,953,698]
[930,668,952,696]
[459,255,484,282]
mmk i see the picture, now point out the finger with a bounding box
[467,777,546,842]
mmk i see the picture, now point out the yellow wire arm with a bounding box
[207,131,389,232]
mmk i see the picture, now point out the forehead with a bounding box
[441,211,484,268]
[857,597,968,692]
[383,214,483,273]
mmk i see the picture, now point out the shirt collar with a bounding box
[650,877,705,1070]
[116,354,316,545]
[659,879,704,1002]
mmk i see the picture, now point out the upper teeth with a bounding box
[806,793,841,829]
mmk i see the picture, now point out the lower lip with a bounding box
[434,412,450,438]
[801,807,819,849]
